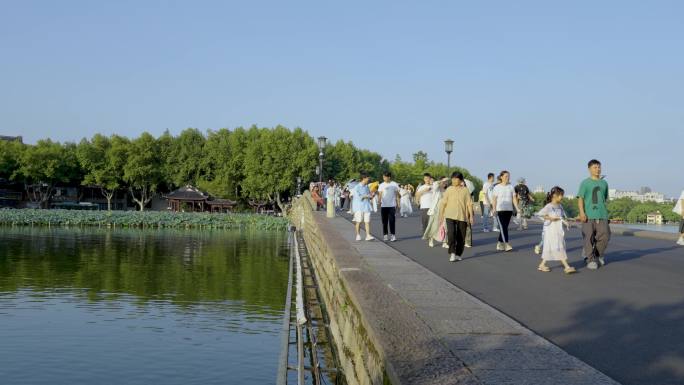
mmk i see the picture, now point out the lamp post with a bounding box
[444,139,454,174]
[317,136,327,184]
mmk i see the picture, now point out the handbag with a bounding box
[438,223,447,242]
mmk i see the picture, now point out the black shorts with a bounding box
[680,219,684,234]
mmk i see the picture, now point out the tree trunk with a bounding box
[130,186,153,212]
[101,188,115,211]
[274,192,286,213]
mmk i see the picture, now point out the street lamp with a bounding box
[317,136,327,184]
[444,139,454,174]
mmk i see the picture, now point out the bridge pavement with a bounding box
[340,211,684,385]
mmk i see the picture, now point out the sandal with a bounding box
[564,267,577,274]
[537,266,551,272]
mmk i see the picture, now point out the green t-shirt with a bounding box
[577,178,609,220]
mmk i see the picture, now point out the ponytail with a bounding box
[545,186,565,204]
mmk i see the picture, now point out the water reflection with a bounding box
[0,226,289,385]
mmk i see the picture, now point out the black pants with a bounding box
[446,219,468,256]
[340,197,346,210]
[381,207,396,235]
[420,208,430,233]
[497,211,513,243]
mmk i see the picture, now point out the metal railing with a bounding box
[277,226,344,385]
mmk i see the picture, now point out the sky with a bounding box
[1,0,682,197]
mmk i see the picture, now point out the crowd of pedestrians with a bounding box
[319,158,683,274]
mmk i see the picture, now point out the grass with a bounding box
[0,209,289,230]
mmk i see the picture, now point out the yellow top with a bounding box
[440,185,472,222]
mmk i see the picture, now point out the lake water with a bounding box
[611,223,680,234]
[0,226,289,385]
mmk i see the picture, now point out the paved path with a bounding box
[323,213,618,384]
[344,211,684,385]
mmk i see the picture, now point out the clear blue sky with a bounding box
[1,1,682,197]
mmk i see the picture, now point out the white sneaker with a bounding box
[390,235,397,242]
[355,234,361,241]
[464,244,472,248]
[383,234,389,241]
[505,243,513,252]
[496,242,504,251]
[493,228,500,232]
[365,235,375,241]
[449,253,462,262]
[534,245,541,255]
[677,237,684,246]
[442,242,449,249]
[428,239,434,247]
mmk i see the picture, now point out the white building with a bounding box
[533,185,545,194]
[608,189,665,203]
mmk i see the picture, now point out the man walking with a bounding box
[352,172,374,241]
[577,159,610,270]
[481,173,495,232]
[378,172,401,242]
[415,173,435,234]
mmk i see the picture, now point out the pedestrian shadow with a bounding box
[546,298,684,384]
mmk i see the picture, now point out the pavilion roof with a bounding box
[166,185,208,201]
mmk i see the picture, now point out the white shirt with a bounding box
[378,181,400,208]
[674,190,684,215]
[482,181,492,204]
[464,179,475,194]
[417,183,434,209]
[492,183,515,211]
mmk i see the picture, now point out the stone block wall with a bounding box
[289,193,389,385]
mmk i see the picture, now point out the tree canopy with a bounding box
[2,125,485,211]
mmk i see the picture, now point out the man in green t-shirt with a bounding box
[577,159,611,270]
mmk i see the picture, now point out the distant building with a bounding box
[533,185,545,194]
[0,135,22,143]
[608,189,665,203]
[639,186,652,195]
[646,211,663,225]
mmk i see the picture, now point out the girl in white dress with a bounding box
[399,184,414,217]
[536,186,576,274]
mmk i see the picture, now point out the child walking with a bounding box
[536,187,576,274]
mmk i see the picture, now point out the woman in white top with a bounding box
[491,171,520,252]
[675,190,684,246]
[399,184,414,217]
[422,178,449,248]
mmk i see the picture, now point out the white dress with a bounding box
[399,188,413,217]
[537,203,567,261]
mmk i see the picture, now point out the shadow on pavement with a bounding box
[547,299,684,385]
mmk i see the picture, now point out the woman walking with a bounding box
[439,172,475,262]
[399,184,414,217]
[491,171,520,251]
[422,178,449,248]
[536,187,576,274]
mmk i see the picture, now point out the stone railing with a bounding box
[289,192,388,385]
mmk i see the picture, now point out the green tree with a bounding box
[15,140,81,208]
[607,198,639,220]
[0,139,25,180]
[76,134,126,211]
[625,203,660,223]
[124,133,163,211]
[242,126,317,210]
[165,128,206,188]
